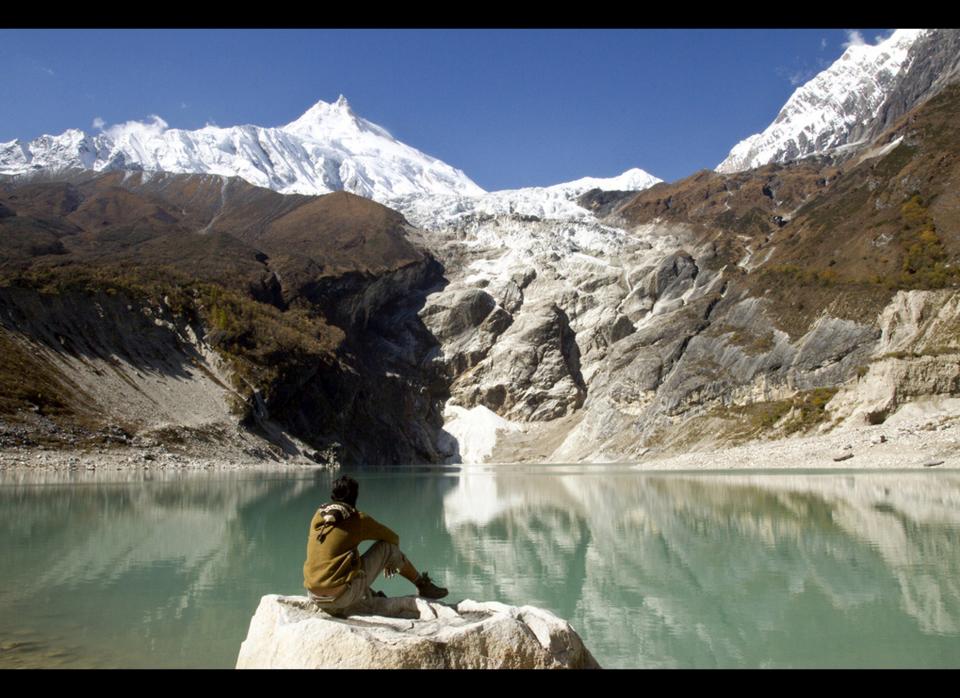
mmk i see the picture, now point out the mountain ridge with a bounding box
[717,29,960,174]
[0,96,663,218]
[0,96,485,202]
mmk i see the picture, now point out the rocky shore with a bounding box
[0,429,326,473]
[3,396,959,474]
[637,397,960,471]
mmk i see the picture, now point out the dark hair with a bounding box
[331,476,359,507]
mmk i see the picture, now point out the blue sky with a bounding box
[0,29,894,190]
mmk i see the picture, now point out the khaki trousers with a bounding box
[308,541,407,614]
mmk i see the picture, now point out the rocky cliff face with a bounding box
[410,81,960,464]
[827,289,960,426]
[862,29,960,146]
[413,202,885,462]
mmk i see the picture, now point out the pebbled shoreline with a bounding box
[0,437,327,474]
[637,404,960,471]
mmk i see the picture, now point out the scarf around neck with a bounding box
[313,501,357,543]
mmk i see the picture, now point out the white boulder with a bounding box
[236,594,600,669]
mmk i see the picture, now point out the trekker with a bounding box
[303,475,448,615]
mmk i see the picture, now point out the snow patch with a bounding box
[442,404,522,465]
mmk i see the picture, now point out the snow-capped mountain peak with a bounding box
[555,167,661,195]
[717,29,930,173]
[282,94,391,141]
[0,96,485,202]
[0,95,665,219]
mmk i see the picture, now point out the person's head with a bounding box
[331,475,359,507]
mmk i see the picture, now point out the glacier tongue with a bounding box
[392,167,661,230]
[716,28,929,173]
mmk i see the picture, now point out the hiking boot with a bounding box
[414,571,448,599]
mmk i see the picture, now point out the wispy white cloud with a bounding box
[789,69,816,87]
[776,60,819,89]
[842,30,866,49]
[874,29,895,44]
[180,102,189,110]
[104,114,170,141]
[820,37,827,50]
[92,117,105,131]
[18,54,55,76]
[29,58,55,76]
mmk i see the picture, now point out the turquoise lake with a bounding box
[2,466,959,668]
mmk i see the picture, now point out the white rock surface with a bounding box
[235,594,600,669]
[827,290,960,426]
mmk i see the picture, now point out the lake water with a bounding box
[1,465,959,668]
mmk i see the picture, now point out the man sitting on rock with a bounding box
[303,475,448,615]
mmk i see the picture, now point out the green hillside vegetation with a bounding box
[711,387,839,442]
[896,194,958,288]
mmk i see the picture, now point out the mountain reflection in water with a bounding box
[1,468,958,668]
[441,469,960,668]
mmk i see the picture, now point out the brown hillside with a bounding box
[610,83,960,337]
[0,170,444,463]
[0,171,426,298]
[258,191,423,276]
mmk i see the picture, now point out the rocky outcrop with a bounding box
[416,193,894,461]
[451,301,586,421]
[828,290,960,425]
[235,594,600,669]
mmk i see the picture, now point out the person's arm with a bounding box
[359,512,400,546]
